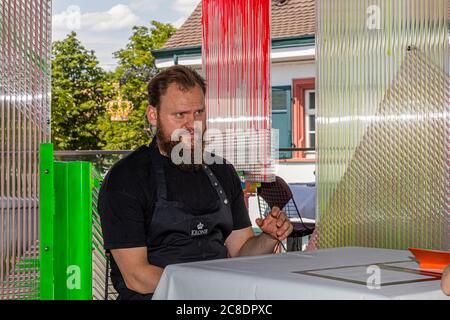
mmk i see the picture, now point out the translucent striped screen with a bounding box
[92,168,117,300]
[316,0,449,250]
[0,0,51,299]
[202,0,275,182]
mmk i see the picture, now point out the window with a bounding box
[272,88,289,112]
[293,78,315,160]
[271,86,292,159]
[304,89,316,152]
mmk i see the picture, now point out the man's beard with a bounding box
[156,117,205,172]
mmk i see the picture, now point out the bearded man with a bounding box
[99,65,293,300]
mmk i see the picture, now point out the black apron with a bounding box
[116,145,233,300]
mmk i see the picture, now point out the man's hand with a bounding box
[255,206,293,241]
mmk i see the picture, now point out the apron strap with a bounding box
[202,165,230,207]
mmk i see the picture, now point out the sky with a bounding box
[52,0,200,71]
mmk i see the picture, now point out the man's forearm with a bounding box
[125,264,164,295]
[237,232,279,257]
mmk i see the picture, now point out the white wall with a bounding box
[276,162,316,183]
[156,57,316,86]
[272,60,315,86]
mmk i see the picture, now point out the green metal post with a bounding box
[53,161,93,300]
[53,162,69,299]
[67,162,93,300]
[40,143,93,300]
[39,143,55,300]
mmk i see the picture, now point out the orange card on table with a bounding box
[408,248,450,272]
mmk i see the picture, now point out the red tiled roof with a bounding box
[162,0,316,49]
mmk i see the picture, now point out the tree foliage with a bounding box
[97,21,176,150]
[51,31,110,150]
[51,21,176,150]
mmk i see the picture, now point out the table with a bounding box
[152,247,450,300]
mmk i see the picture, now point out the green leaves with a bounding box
[51,31,109,150]
[52,21,175,151]
[97,21,176,150]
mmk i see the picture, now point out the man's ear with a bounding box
[146,105,157,126]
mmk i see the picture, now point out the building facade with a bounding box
[153,0,317,185]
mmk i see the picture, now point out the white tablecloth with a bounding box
[152,247,449,300]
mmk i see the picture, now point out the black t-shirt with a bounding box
[98,140,252,252]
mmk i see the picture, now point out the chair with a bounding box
[257,176,315,251]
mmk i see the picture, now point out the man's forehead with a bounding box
[161,84,205,109]
[165,82,203,95]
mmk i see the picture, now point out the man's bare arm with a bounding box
[225,227,278,257]
[111,247,164,294]
[225,208,293,258]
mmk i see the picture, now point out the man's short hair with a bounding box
[147,65,206,111]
